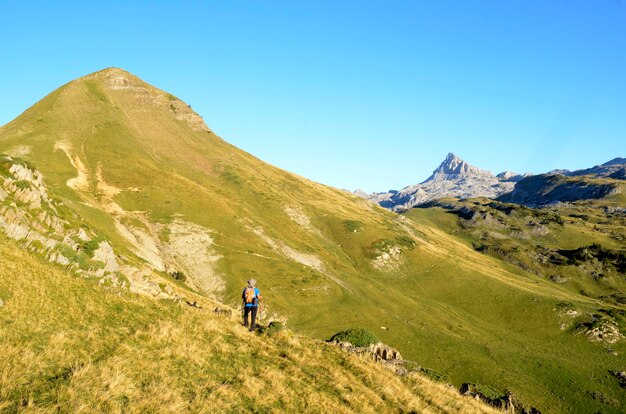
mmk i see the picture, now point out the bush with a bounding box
[78,236,104,257]
[329,328,379,347]
[395,235,416,248]
[344,220,363,232]
[170,271,186,282]
[259,321,285,336]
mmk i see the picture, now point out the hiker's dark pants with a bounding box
[243,306,258,329]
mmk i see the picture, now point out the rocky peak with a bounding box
[425,153,492,182]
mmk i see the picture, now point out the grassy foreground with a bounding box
[0,234,494,414]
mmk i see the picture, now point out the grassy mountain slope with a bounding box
[1,68,625,412]
[404,194,626,412]
[0,234,495,413]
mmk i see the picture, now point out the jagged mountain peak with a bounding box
[425,152,492,182]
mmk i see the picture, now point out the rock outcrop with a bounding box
[330,340,408,374]
[610,370,626,388]
[0,155,174,299]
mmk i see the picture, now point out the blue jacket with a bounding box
[242,287,261,307]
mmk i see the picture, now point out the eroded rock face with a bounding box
[92,241,119,273]
[107,75,132,90]
[0,156,145,293]
[371,342,402,361]
[330,340,402,363]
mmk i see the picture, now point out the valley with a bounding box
[0,68,624,413]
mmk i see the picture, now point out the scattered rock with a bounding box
[609,370,626,388]
[577,314,624,344]
[330,340,402,363]
[549,275,568,283]
[460,384,541,413]
[214,306,232,317]
[185,300,203,309]
[371,245,402,270]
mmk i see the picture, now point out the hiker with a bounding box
[242,279,262,331]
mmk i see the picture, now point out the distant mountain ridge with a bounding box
[498,174,621,207]
[363,153,625,210]
[566,158,626,179]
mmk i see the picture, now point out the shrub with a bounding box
[57,244,105,270]
[260,321,285,336]
[170,271,186,282]
[78,236,104,257]
[395,235,416,248]
[344,220,364,232]
[329,328,379,347]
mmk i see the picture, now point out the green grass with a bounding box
[420,368,450,384]
[13,180,31,190]
[403,202,626,412]
[56,243,104,270]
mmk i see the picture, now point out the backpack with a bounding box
[243,287,257,305]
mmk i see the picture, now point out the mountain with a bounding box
[567,157,626,179]
[367,153,518,211]
[496,157,626,207]
[498,174,622,207]
[1,68,625,412]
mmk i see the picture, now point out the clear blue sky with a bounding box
[1,1,625,192]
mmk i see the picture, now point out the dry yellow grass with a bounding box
[0,235,497,413]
